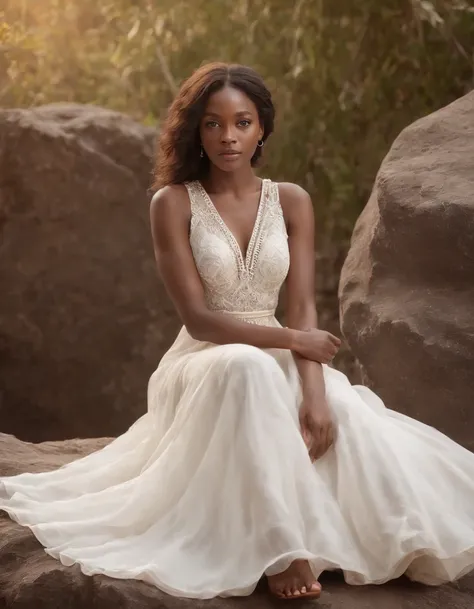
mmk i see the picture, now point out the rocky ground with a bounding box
[1,433,474,609]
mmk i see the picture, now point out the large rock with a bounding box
[2,434,474,608]
[339,91,474,450]
[0,104,181,442]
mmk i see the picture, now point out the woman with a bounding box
[2,62,474,602]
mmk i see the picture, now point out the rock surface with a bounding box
[0,104,181,443]
[1,432,474,609]
[339,91,474,450]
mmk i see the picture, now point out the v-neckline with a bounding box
[196,179,268,275]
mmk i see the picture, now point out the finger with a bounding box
[327,422,336,451]
[317,425,328,458]
[314,433,325,460]
[306,422,316,460]
[323,349,333,363]
[299,414,313,448]
[316,423,332,460]
[309,427,322,461]
[326,424,334,450]
[328,333,341,347]
[322,424,332,456]
[302,425,312,449]
[311,441,323,461]
[308,425,319,460]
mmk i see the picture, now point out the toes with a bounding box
[270,581,285,598]
[268,566,320,600]
[276,585,286,598]
[304,569,321,593]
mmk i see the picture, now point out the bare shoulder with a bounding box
[275,181,313,224]
[149,184,192,249]
[150,183,191,222]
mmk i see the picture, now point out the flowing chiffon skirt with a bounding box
[2,319,474,598]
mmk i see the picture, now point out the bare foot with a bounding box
[267,559,321,599]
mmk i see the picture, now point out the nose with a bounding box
[220,125,237,144]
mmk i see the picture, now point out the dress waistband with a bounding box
[216,309,276,319]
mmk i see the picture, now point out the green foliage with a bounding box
[2,0,474,242]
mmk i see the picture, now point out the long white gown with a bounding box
[2,178,474,599]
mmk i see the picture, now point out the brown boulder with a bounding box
[339,91,474,450]
[2,433,474,608]
[0,104,181,442]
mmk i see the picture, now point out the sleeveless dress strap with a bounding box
[265,180,288,237]
[184,181,205,219]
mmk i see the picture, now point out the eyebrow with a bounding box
[203,110,253,118]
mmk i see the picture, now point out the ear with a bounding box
[258,128,264,140]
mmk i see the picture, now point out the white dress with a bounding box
[2,178,474,599]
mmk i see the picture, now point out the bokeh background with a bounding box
[3,0,474,239]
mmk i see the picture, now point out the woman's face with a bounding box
[199,85,263,172]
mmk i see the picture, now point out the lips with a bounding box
[219,150,241,156]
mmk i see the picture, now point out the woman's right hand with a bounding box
[292,328,341,363]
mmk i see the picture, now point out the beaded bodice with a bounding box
[185,179,290,322]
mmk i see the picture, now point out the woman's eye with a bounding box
[205,119,251,128]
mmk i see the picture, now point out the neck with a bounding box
[204,164,260,195]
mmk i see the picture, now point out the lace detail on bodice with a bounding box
[185,179,290,316]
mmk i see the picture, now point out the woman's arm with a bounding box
[150,184,304,351]
[279,182,340,460]
[279,182,339,394]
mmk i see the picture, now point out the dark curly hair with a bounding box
[152,62,275,190]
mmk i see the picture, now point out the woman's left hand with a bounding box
[299,396,334,462]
